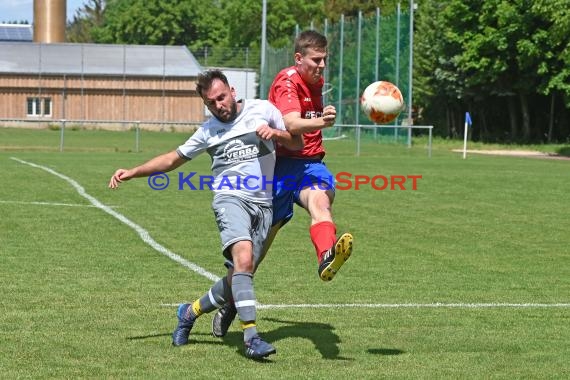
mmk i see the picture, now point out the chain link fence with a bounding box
[192,8,416,146]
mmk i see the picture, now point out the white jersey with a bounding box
[176,99,285,204]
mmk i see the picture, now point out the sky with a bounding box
[0,0,85,23]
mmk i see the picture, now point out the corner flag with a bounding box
[463,112,472,159]
[465,112,472,127]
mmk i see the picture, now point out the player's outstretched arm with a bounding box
[108,150,186,189]
[283,105,336,135]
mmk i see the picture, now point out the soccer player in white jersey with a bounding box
[211,30,353,340]
[108,69,303,360]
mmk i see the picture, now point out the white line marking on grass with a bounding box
[10,157,220,283]
[323,134,347,141]
[0,200,114,208]
[256,303,570,309]
[160,302,570,309]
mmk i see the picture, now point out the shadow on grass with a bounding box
[211,317,352,361]
[126,332,172,340]
[124,320,346,361]
[126,331,222,342]
[367,348,405,356]
[261,317,353,361]
[126,319,403,360]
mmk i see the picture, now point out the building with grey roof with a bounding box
[0,42,205,127]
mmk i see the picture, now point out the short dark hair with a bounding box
[294,30,328,55]
[196,69,229,97]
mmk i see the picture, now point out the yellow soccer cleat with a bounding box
[318,233,353,281]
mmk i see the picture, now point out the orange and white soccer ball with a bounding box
[360,81,405,124]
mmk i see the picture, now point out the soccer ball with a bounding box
[360,81,405,124]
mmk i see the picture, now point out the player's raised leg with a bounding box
[302,184,353,282]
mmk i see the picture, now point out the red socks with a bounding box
[309,221,336,262]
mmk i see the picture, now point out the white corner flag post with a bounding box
[462,111,472,159]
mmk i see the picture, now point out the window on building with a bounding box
[26,97,52,117]
[27,97,40,116]
[43,98,52,116]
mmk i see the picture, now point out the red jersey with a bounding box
[268,66,326,158]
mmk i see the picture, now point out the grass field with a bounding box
[1,128,569,378]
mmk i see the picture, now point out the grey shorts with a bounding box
[211,194,272,269]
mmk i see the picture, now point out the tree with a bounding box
[325,0,400,21]
[67,0,107,43]
[222,0,326,49]
[414,0,569,142]
[91,0,226,50]
[414,0,470,137]
[531,0,570,102]
[529,0,570,140]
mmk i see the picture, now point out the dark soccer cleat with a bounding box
[172,303,195,346]
[318,232,353,281]
[211,302,237,338]
[244,335,276,359]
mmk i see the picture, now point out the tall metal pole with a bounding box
[395,3,401,138]
[374,8,380,140]
[356,11,362,128]
[260,0,267,99]
[407,0,415,148]
[356,11,362,157]
[396,3,401,87]
[375,7,380,81]
[337,14,344,135]
[323,18,329,106]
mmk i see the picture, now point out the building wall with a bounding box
[0,74,204,124]
[218,68,257,100]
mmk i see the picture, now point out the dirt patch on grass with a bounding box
[451,149,570,160]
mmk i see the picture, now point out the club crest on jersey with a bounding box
[223,139,260,163]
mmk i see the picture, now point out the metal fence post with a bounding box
[428,126,433,158]
[59,119,66,152]
[135,121,140,152]
[337,14,345,137]
[356,124,361,157]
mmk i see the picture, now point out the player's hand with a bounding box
[256,124,277,140]
[108,169,130,189]
[322,105,336,128]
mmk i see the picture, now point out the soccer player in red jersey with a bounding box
[267,29,353,281]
